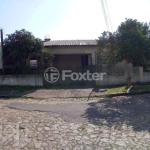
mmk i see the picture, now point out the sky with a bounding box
[0,0,150,40]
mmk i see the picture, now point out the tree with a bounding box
[117,19,150,66]
[3,29,54,73]
[97,19,150,67]
[42,48,55,68]
[97,31,119,65]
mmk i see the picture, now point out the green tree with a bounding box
[97,31,119,65]
[118,19,150,66]
[97,19,150,67]
[3,29,54,73]
[42,48,55,68]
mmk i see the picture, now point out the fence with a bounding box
[0,75,43,86]
[96,66,148,86]
[0,66,149,87]
[43,65,141,86]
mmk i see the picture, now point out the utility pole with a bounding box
[41,50,44,71]
[0,29,4,74]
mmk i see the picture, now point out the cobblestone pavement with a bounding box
[1,95,150,149]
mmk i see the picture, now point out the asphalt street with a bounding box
[8,94,150,126]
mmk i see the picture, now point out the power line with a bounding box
[104,0,113,32]
[100,0,113,32]
[100,0,110,31]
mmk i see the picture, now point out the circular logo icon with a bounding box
[44,67,59,83]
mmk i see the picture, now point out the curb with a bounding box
[107,91,150,98]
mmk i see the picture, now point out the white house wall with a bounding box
[49,46,97,65]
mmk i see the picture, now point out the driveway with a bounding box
[1,94,150,149]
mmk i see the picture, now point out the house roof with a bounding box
[44,40,97,46]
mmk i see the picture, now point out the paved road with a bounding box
[1,94,150,149]
[8,93,150,126]
[8,102,89,123]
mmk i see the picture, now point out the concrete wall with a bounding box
[142,72,150,82]
[96,66,150,86]
[1,67,150,87]
[0,75,43,86]
[96,74,140,86]
[43,74,95,86]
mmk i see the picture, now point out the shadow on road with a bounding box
[82,95,150,132]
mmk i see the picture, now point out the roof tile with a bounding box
[44,40,97,46]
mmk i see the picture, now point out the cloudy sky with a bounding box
[0,0,150,40]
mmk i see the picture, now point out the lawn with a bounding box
[0,85,41,90]
[106,86,127,94]
[106,84,150,94]
[131,84,150,92]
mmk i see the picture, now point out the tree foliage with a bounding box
[97,19,150,67]
[3,29,54,73]
[42,48,55,68]
[97,31,119,65]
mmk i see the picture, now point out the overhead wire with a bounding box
[100,0,113,32]
[100,0,110,31]
[104,0,113,32]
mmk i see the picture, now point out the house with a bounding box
[44,39,97,70]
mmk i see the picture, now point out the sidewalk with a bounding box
[0,84,150,100]
[0,88,107,99]
[0,86,150,99]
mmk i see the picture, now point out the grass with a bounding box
[106,86,127,94]
[131,84,150,92]
[106,84,150,94]
[0,85,41,90]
